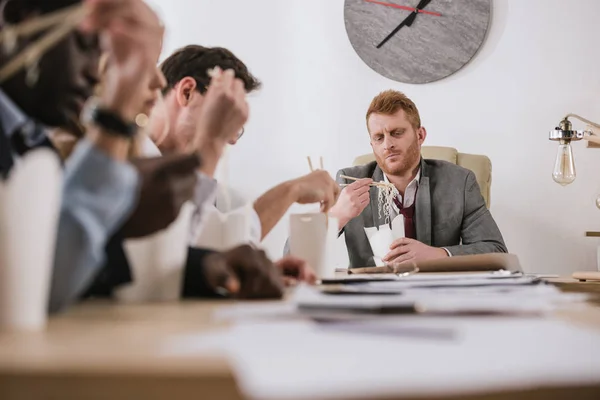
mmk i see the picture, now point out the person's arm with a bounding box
[85,153,203,298]
[329,169,372,231]
[194,68,249,178]
[253,181,297,240]
[197,139,227,178]
[49,139,138,313]
[253,170,340,240]
[444,171,508,256]
[183,245,284,299]
[48,65,148,313]
[48,0,165,313]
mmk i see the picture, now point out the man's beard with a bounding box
[376,137,421,176]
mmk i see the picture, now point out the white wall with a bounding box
[150,0,600,274]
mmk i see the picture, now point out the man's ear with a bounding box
[174,77,198,107]
[417,126,427,145]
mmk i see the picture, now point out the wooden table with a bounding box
[2,279,600,400]
[0,300,242,400]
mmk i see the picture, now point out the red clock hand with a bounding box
[365,0,442,17]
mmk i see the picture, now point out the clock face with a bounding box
[344,0,492,84]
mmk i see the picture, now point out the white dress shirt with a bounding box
[384,169,420,218]
[378,169,452,257]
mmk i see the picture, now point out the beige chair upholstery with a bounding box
[352,146,492,208]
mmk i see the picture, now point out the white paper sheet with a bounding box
[213,302,298,322]
[161,315,600,400]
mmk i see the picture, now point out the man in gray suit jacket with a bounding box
[329,90,507,268]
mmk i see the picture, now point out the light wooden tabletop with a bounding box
[1,279,600,400]
[0,299,243,400]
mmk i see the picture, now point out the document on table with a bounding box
[322,270,523,284]
[295,282,586,316]
[162,316,600,400]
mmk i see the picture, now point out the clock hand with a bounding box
[376,11,416,48]
[376,0,432,49]
[406,0,432,27]
[365,0,441,17]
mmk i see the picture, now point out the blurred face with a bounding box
[368,109,426,176]
[101,0,165,118]
[140,66,167,116]
[0,29,100,134]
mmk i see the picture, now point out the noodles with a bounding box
[376,182,399,223]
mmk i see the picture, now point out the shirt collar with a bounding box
[383,168,421,187]
[0,89,28,139]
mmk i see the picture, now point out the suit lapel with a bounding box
[367,165,386,228]
[416,159,432,245]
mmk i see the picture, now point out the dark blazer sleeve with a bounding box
[84,237,222,299]
[83,233,132,298]
[182,247,228,298]
[444,171,508,255]
[335,168,349,236]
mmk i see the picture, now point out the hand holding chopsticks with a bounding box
[0,4,88,84]
[186,67,249,173]
[300,156,340,213]
[0,0,165,87]
[339,174,390,188]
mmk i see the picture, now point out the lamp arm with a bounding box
[564,113,600,130]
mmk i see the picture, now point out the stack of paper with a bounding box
[294,270,587,316]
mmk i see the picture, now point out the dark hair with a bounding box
[160,45,261,95]
[2,0,80,24]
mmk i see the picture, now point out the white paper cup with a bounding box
[289,213,338,279]
[0,151,61,331]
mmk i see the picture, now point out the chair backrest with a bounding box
[351,146,492,208]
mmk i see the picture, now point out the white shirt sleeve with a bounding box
[248,204,262,243]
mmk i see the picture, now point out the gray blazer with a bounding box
[338,159,507,268]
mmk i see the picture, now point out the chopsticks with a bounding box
[0,3,84,44]
[339,175,391,188]
[0,4,88,84]
[307,156,323,172]
[306,156,330,225]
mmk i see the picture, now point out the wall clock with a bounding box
[344,0,492,84]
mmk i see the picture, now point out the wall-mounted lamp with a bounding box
[549,114,600,186]
[551,116,600,282]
